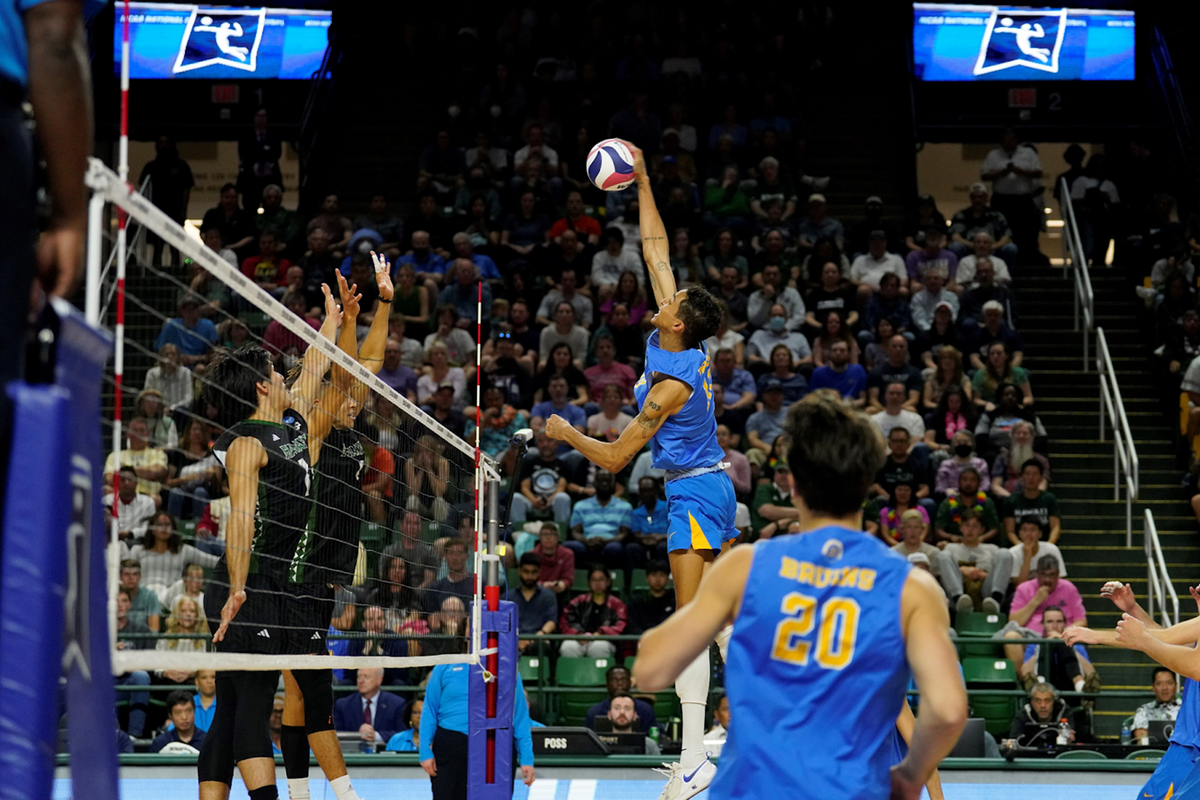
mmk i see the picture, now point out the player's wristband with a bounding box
[378,298,393,304]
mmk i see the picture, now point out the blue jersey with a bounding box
[1177,679,1200,747]
[713,528,913,800]
[633,331,724,471]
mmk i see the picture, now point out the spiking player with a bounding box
[199,285,340,800]
[632,394,967,800]
[276,264,392,800]
[546,141,730,799]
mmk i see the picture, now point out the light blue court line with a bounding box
[51,779,1144,800]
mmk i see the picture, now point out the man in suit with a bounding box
[333,667,407,748]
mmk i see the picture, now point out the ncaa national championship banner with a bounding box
[114,2,332,79]
[913,4,1135,82]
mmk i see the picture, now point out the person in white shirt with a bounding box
[746,304,813,367]
[143,343,195,411]
[980,129,1044,265]
[1132,668,1181,743]
[591,228,643,297]
[1008,515,1066,585]
[513,123,559,176]
[850,231,908,300]
[955,232,1013,290]
[871,382,925,440]
[747,264,805,330]
[910,268,960,332]
[105,467,158,542]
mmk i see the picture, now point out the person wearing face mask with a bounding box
[747,263,805,330]
[746,303,813,368]
[934,431,989,499]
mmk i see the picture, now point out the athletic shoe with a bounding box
[955,594,975,615]
[981,596,1001,614]
[654,758,717,800]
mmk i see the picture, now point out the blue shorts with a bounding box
[664,469,738,552]
[1143,743,1199,800]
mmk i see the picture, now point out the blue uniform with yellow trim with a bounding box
[1146,678,1200,800]
[633,330,736,552]
[712,528,912,800]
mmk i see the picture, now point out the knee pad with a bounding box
[675,649,710,705]
[293,669,335,733]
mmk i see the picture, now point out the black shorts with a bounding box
[283,583,335,655]
[204,568,283,656]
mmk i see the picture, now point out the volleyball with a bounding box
[586,138,636,191]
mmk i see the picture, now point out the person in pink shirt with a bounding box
[1000,555,1087,673]
[717,424,750,498]
[584,335,638,404]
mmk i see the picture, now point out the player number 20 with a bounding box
[770,592,860,670]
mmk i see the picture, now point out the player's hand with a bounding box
[38,217,85,299]
[1101,581,1136,613]
[520,765,535,786]
[1189,585,1200,613]
[1116,613,1152,650]
[544,415,573,442]
[371,250,395,301]
[621,140,647,181]
[421,757,437,777]
[1064,626,1097,646]
[889,762,924,800]
[321,283,343,329]
[213,589,246,643]
[336,271,362,319]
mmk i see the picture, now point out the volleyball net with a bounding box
[84,158,498,676]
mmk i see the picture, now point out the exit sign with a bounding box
[1008,88,1036,108]
[211,84,240,104]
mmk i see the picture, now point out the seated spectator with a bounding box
[1005,683,1074,750]
[712,265,751,329]
[567,471,632,570]
[201,182,256,259]
[796,193,845,251]
[875,485,929,543]
[191,670,217,732]
[531,375,588,447]
[387,312,426,369]
[869,427,933,518]
[385,700,424,753]
[860,282,913,360]
[955,232,1012,288]
[934,431,990,497]
[703,166,753,235]
[416,343,467,409]
[333,666,407,747]
[354,193,403,250]
[539,303,591,370]
[426,382,469,440]
[891,510,942,581]
[866,335,923,412]
[808,339,868,406]
[533,524,575,601]
[746,379,790,467]
[551,190,603,247]
[871,382,926,440]
[712,382,747,439]
[584,666,658,732]
[239,231,291,296]
[559,567,627,657]
[910,268,959,332]
[367,549,424,619]
[937,508,1012,613]
[903,194,946,253]
[129,510,220,600]
[590,304,645,372]
[532,345,590,408]
[585,335,638,403]
[704,229,750,288]
[512,436,573,530]
[1010,516,1066,588]
[750,156,797,219]
[604,694,662,755]
[627,560,675,635]
[143,344,194,411]
[707,695,731,741]
[626,477,670,570]
[376,337,419,400]
[934,468,1000,544]
[502,190,551,258]
[104,466,157,542]
[592,229,643,300]
[104,416,169,499]
[810,311,861,368]
[850,231,908,300]
[705,304,746,367]
[160,562,207,614]
[948,183,1018,264]
[750,464,799,539]
[904,227,958,290]
[507,552,558,653]
[1016,606,1099,694]
[397,230,447,287]
[114,588,151,737]
[118,558,162,631]
[922,341,971,410]
[752,221,800,277]
[717,425,751,496]
[805,261,859,330]
[975,384,1047,458]
[423,307,476,368]
[756,344,808,405]
[746,303,812,367]
[1002,460,1060,544]
[711,348,758,415]
[465,385,527,461]
[924,386,976,461]
[440,259,494,323]
[587,384,634,441]
[1002,556,1087,671]
[422,539,474,614]
[967,302,1025,371]
[961,263,1018,330]
[306,193,353,251]
[991,421,1050,499]
[973,342,1033,411]
[600,270,649,327]
[1132,668,1181,743]
[748,264,805,330]
[150,690,207,753]
[800,238,852,286]
[154,293,218,368]
[262,290,321,364]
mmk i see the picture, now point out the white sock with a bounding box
[287,778,310,800]
[715,625,733,664]
[675,649,710,773]
[329,774,360,800]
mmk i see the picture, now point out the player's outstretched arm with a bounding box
[356,252,394,374]
[624,141,677,309]
[893,570,967,796]
[633,546,753,692]
[214,436,266,642]
[544,378,690,474]
[291,283,342,411]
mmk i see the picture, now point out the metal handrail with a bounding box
[1145,510,1181,629]
[1096,328,1139,547]
[1058,177,1095,370]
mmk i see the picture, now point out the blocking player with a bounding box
[546,141,731,799]
[277,263,393,800]
[1065,582,1200,800]
[198,285,340,800]
[632,394,967,800]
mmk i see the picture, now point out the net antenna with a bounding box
[85,158,501,674]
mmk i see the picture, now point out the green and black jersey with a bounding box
[288,425,365,586]
[211,410,312,583]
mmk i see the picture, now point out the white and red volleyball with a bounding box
[586,138,636,191]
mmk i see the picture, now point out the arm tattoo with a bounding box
[646,400,663,412]
[655,261,670,273]
[642,235,666,241]
[635,411,664,434]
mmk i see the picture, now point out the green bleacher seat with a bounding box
[1055,750,1107,760]
[360,522,389,576]
[1125,749,1166,761]
[962,657,1016,684]
[556,656,613,726]
[954,612,1006,658]
[624,656,636,671]
[517,656,541,682]
[239,311,272,332]
[177,519,197,540]
[955,612,1006,636]
[963,657,1017,737]
[571,569,589,593]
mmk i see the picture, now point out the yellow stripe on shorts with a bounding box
[689,511,715,551]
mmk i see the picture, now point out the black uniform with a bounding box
[284,424,366,655]
[207,413,311,654]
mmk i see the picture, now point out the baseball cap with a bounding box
[969,182,988,195]
[436,381,456,392]
[865,195,883,205]
[907,552,932,568]
[934,300,955,315]
[808,193,827,204]
[763,377,784,392]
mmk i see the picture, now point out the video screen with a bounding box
[913,4,1135,81]
[114,3,331,79]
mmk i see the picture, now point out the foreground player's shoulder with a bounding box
[900,566,951,635]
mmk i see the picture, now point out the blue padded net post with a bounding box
[468,600,517,800]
